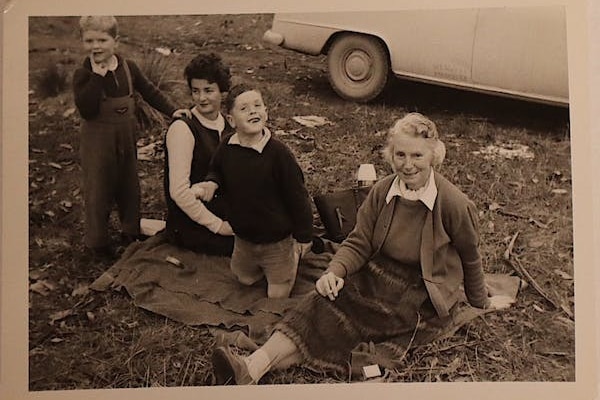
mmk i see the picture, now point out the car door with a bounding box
[385,8,479,85]
[471,6,568,102]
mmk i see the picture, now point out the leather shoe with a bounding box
[212,346,255,385]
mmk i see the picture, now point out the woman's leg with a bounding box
[213,330,300,385]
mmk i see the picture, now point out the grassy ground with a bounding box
[28,15,574,389]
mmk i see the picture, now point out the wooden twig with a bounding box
[503,231,558,308]
[398,312,422,363]
[504,257,558,309]
[498,209,528,220]
[503,231,519,260]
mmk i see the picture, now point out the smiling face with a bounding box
[390,133,435,190]
[82,29,117,65]
[190,79,223,120]
[226,90,268,135]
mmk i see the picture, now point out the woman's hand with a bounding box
[191,181,219,202]
[172,108,192,119]
[217,221,234,236]
[316,271,344,301]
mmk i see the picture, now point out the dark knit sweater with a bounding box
[73,54,176,120]
[207,132,313,244]
[164,115,233,236]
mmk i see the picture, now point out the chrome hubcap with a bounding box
[344,50,371,81]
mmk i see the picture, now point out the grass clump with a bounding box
[36,62,69,98]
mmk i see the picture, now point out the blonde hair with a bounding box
[79,16,119,38]
[381,112,446,167]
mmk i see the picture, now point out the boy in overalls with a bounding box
[73,16,189,259]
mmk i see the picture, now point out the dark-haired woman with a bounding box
[164,53,234,255]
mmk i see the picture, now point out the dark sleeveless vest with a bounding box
[164,115,232,242]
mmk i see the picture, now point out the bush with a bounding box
[36,62,68,98]
[134,48,176,133]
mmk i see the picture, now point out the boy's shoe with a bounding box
[211,346,255,385]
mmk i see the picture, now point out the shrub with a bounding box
[36,62,68,98]
[134,48,176,133]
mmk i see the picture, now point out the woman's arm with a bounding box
[166,120,225,234]
[448,199,489,308]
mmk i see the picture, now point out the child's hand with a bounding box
[191,181,218,202]
[217,221,234,236]
[91,61,108,76]
[316,271,344,301]
[190,184,206,199]
[172,108,192,119]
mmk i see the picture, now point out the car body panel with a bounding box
[263,7,569,105]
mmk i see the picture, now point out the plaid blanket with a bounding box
[91,232,521,380]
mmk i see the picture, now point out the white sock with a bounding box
[243,348,272,382]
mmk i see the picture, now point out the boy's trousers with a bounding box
[79,86,140,248]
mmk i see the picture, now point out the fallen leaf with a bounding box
[62,108,76,118]
[155,47,172,56]
[553,269,572,280]
[484,351,507,362]
[529,218,548,229]
[527,238,545,248]
[30,280,56,296]
[551,189,569,195]
[60,200,72,208]
[44,210,55,218]
[292,115,332,128]
[60,143,73,151]
[555,316,575,329]
[50,337,65,343]
[86,312,95,322]
[71,284,90,297]
[532,304,545,312]
[560,303,574,319]
[441,357,462,375]
[48,162,62,170]
[488,202,501,211]
[49,309,73,325]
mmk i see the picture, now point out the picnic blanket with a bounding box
[91,232,522,379]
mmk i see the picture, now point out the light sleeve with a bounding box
[166,120,224,233]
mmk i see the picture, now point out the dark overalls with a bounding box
[80,61,140,248]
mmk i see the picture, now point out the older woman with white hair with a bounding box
[212,112,513,385]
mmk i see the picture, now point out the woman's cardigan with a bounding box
[326,172,489,317]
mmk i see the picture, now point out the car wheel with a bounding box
[327,33,390,102]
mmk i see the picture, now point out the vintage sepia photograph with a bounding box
[2,0,597,399]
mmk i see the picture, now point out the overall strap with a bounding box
[121,59,134,96]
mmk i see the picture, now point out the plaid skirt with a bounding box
[275,254,436,375]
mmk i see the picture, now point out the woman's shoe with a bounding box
[211,346,255,385]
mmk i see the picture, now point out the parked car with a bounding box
[263,6,568,105]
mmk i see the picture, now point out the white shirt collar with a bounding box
[91,55,119,72]
[227,127,271,153]
[191,108,225,136]
[385,169,437,211]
